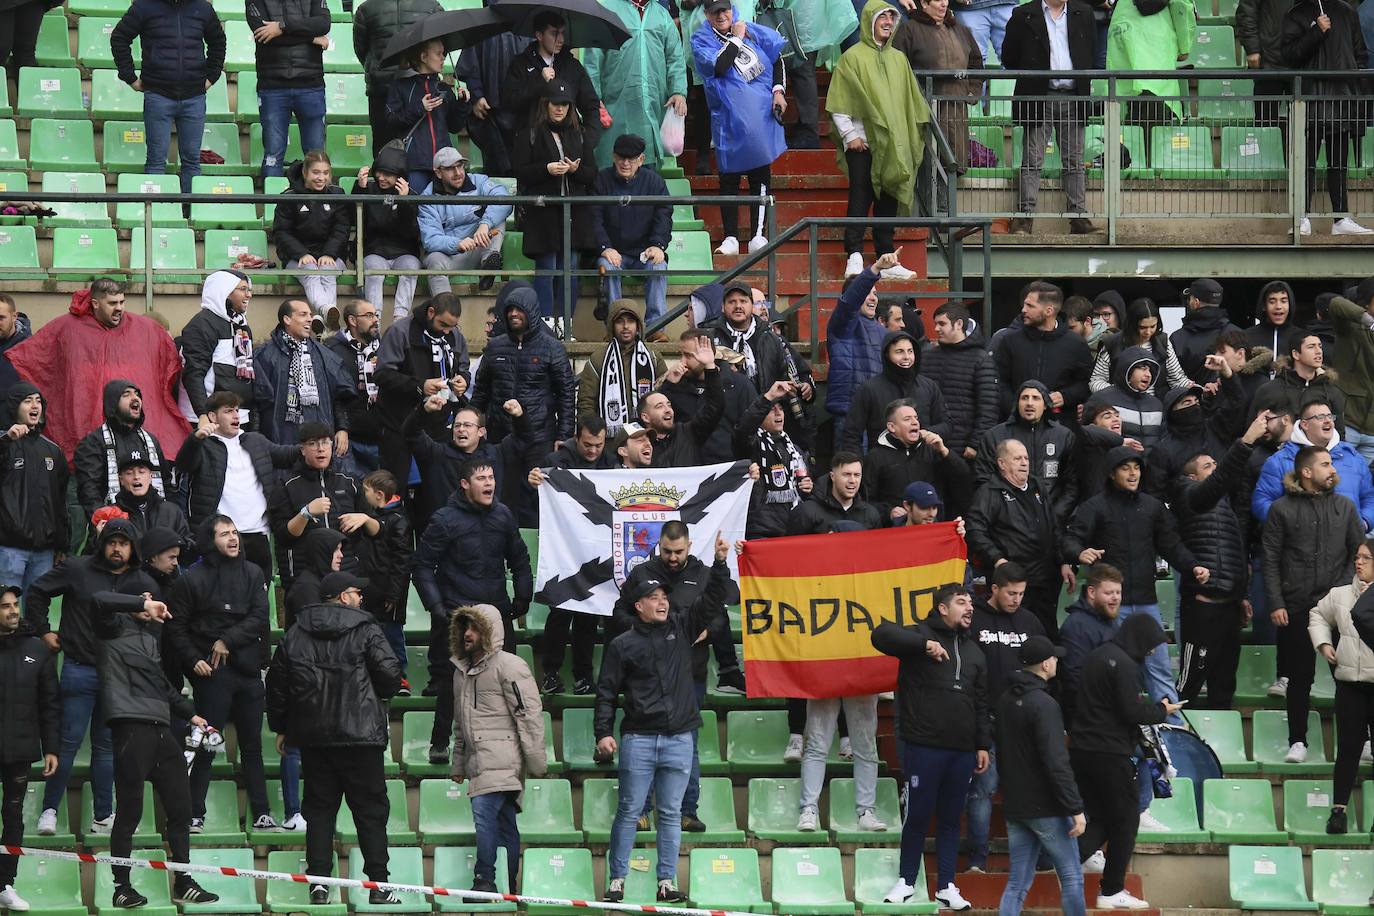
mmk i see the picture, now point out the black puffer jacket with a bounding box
[284,528,346,622]
[246,0,329,90]
[360,500,411,624]
[74,379,171,519]
[920,331,999,455]
[0,622,60,765]
[650,368,727,469]
[993,319,1093,421]
[411,488,532,617]
[608,554,732,682]
[996,670,1083,820]
[965,474,1060,583]
[176,428,298,529]
[266,602,402,747]
[787,480,884,535]
[113,486,191,548]
[974,381,1079,526]
[353,0,442,91]
[1170,305,1241,382]
[872,615,992,752]
[661,366,751,465]
[273,161,352,261]
[1254,365,1346,431]
[110,0,226,100]
[471,289,577,445]
[1146,380,1243,497]
[1261,471,1365,614]
[178,271,256,421]
[1070,614,1169,756]
[1063,478,1198,606]
[1236,0,1287,68]
[165,534,271,676]
[1171,438,1254,602]
[357,166,424,260]
[841,331,949,451]
[0,382,70,552]
[861,431,972,520]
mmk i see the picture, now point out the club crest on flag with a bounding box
[611,480,685,585]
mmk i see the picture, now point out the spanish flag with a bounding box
[739,523,967,699]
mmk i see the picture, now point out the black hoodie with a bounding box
[996,670,1083,821]
[113,484,191,548]
[1069,613,1169,756]
[0,382,70,552]
[1170,305,1241,382]
[872,615,992,752]
[1243,281,1299,370]
[284,528,348,624]
[993,318,1094,423]
[971,597,1046,704]
[0,618,60,765]
[164,516,271,676]
[358,141,423,259]
[73,379,169,520]
[841,330,950,452]
[470,287,577,445]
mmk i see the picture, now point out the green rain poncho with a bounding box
[584,0,689,167]
[825,0,931,212]
[1105,0,1197,121]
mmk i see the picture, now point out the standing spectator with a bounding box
[826,253,901,449]
[404,402,501,534]
[692,0,788,256]
[952,0,1015,60]
[471,289,576,452]
[447,604,547,893]
[1262,445,1364,763]
[248,0,330,178]
[511,79,598,334]
[1326,281,1374,463]
[75,380,173,523]
[111,0,225,194]
[323,300,384,477]
[1105,0,1195,135]
[1069,614,1178,911]
[1253,395,1374,533]
[267,421,367,587]
[1214,328,1275,420]
[768,0,856,150]
[356,142,425,320]
[1000,0,1096,234]
[1091,347,1166,453]
[789,451,884,534]
[179,271,256,427]
[974,381,1079,526]
[453,25,531,178]
[0,383,69,598]
[1243,281,1299,367]
[0,584,58,913]
[501,11,602,145]
[284,528,345,630]
[710,284,797,397]
[577,300,667,435]
[1236,0,1291,153]
[358,470,412,684]
[352,0,442,152]
[871,584,990,910]
[1146,380,1241,498]
[265,572,403,907]
[274,152,353,332]
[827,0,928,279]
[111,456,192,546]
[253,300,354,447]
[0,0,55,79]
[1058,563,1123,725]
[734,381,816,539]
[923,301,998,463]
[1078,400,1139,501]
[0,294,31,357]
[1255,331,1345,427]
[996,636,1086,916]
[1169,280,1240,382]
[660,330,753,465]
[841,331,948,451]
[583,0,687,169]
[386,40,473,190]
[994,281,1094,422]
[591,135,675,329]
[419,148,512,296]
[860,399,969,520]
[1089,297,1193,397]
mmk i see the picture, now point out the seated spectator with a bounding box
[352,0,442,152]
[419,148,511,296]
[252,300,354,447]
[734,381,815,538]
[75,379,172,524]
[842,331,948,452]
[386,39,473,190]
[179,271,256,427]
[1089,298,1192,397]
[249,0,329,178]
[591,135,674,329]
[356,142,424,321]
[861,398,970,521]
[577,299,668,435]
[1092,346,1165,453]
[500,11,602,146]
[274,151,353,333]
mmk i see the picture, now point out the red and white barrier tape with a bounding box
[1,845,753,916]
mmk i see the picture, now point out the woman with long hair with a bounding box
[1089,297,1193,396]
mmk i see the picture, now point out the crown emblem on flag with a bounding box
[611,480,686,509]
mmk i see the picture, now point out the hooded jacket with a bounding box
[1170,305,1241,382]
[175,426,298,530]
[825,269,887,418]
[178,271,256,422]
[110,0,226,100]
[352,0,442,91]
[965,473,1060,584]
[272,160,352,262]
[418,173,514,255]
[1057,592,1119,727]
[1068,613,1169,756]
[265,600,402,747]
[576,300,669,422]
[920,329,999,455]
[861,431,972,520]
[1089,327,1193,398]
[1093,346,1165,452]
[412,488,532,617]
[841,330,950,451]
[1171,437,1253,601]
[360,498,411,622]
[971,597,1046,705]
[973,380,1079,526]
[357,142,424,259]
[1252,426,1374,531]
[872,615,992,752]
[0,620,60,765]
[993,318,1094,421]
[251,328,355,444]
[1261,470,1364,614]
[787,478,884,535]
[1146,378,1246,498]
[74,379,172,520]
[164,520,271,676]
[1312,575,1374,686]
[590,162,674,257]
[245,0,329,90]
[471,289,577,445]
[448,603,547,797]
[1243,281,1299,365]
[0,382,70,552]
[283,528,347,622]
[996,669,1083,821]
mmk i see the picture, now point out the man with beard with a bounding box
[267,422,367,587]
[861,399,970,521]
[324,300,385,477]
[406,401,499,533]
[842,331,948,453]
[1059,563,1124,726]
[788,451,883,535]
[640,337,728,468]
[0,382,69,598]
[993,281,1093,424]
[974,381,1078,526]
[710,284,796,400]
[578,300,667,436]
[1254,395,1374,532]
[110,456,191,547]
[75,380,172,523]
[734,381,815,539]
[180,271,256,427]
[660,331,753,465]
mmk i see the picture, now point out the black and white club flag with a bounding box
[535,460,753,616]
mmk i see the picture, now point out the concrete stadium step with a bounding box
[936,871,1149,909]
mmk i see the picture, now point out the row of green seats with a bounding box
[1230,846,1374,912]
[1184,708,1356,775]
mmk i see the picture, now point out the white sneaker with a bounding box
[883,879,915,904]
[88,815,114,835]
[797,806,819,832]
[878,691,895,701]
[189,817,205,835]
[839,737,854,760]
[1267,676,1289,698]
[1362,740,1372,764]
[880,264,918,281]
[1299,217,1312,237]
[857,808,888,831]
[1285,741,1308,764]
[1334,217,1374,235]
[252,814,283,832]
[933,883,972,911]
[35,808,57,837]
[747,235,768,253]
[1096,890,1150,910]
[783,733,804,764]
[715,236,740,256]
[1082,850,1106,873]
[281,813,307,831]
[844,252,864,278]
[0,886,31,911]
[1138,809,1168,832]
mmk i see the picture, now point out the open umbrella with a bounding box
[380,7,512,67]
[490,0,630,49]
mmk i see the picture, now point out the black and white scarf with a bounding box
[345,331,379,404]
[425,328,457,384]
[102,425,164,504]
[755,426,807,507]
[599,339,656,434]
[283,334,320,425]
[726,320,759,382]
[229,312,254,380]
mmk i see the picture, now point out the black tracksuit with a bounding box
[964,474,1063,636]
[0,622,60,889]
[861,432,972,521]
[268,461,365,587]
[0,382,70,553]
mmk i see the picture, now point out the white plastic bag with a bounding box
[660,108,686,158]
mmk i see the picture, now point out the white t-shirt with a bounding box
[214,432,269,534]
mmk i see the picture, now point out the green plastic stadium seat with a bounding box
[324,73,368,121]
[605,849,660,904]
[853,848,936,914]
[1150,125,1217,178]
[326,124,373,171]
[1199,0,1237,21]
[1311,848,1374,915]
[18,67,85,117]
[44,172,111,227]
[205,78,232,121]
[35,11,73,66]
[433,848,516,912]
[770,847,855,916]
[401,710,449,777]
[1137,776,1209,843]
[68,0,129,15]
[190,780,247,846]
[692,777,747,844]
[687,848,770,913]
[969,78,1013,127]
[1187,25,1238,68]
[223,21,257,71]
[1221,126,1285,179]
[212,0,245,20]
[393,653,434,711]
[0,171,28,204]
[0,123,22,170]
[748,777,811,842]
[78,18,136,69]
[1203,778,1288,843]
[189,176,260,230]
[0,78,11,117]
[247,780,303,845]
[1284,779,1363,844]
[708,646,771,708]
[322,24,361,72]
[1234,644,1278,705]
[966,125,1012,178]
[404,586,431,641]
[0,226,44,281]
[102,121,162,173]
[1252,709,1327,774]
[1228,845,1317,911]
[81,788,157,846]
[91,71,145,120]
[349,847,429,913]
[116,174,186,228]
[1083,124,1151,178]
[236,72,260,122]
[561,707,621,771]
[664,231,715,286]
[664,178,705,230]
[1011,124,1063,176]
[203,229,271,277]
[694,709,727,775]
[15,852,86,916]
[29,119,99,172]
[338,779,416,844]
[262,175,289,224]
[521,847,595,916]
[1183,709,1256,773]
[199,122,247,174]
[249,123,304,170]
[728,709,840,772]
[418,778,475,844]
[325,0,352,19]
[265,851,346,916]
[21,782,73,845]
[581,778,654,843]
[95,849,175,916]
[184,849,263,914]
[828,778,901,844]
[1197,78,1255,123]
[517,778,581,844]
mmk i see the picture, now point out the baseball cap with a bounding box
[624,576,667,603]
[117,454,155,472]
[320,571,369,599]
[612,421,654,452]
[1019,635,1066,666]
[902,481,942,508]
[433,147,468,170]
[705,0,732,12]
[544,78,575,103]
[722,281,752,300]
[1184,278,1223,305]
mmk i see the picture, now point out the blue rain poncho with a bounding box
[691,11,789,174]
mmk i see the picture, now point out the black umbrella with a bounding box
[490,0,630,50]
[380,7,513,67]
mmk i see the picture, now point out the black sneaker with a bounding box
[112,885,148,909]
[573,678,596,696]
[681,814,707,833]
[309,885,330,906]
[540,673,565,695]
[396,678,412,698]
[716,669,746,695]
[1328,807,1349,834]
[421,682,439,697]
[604,879,625,903]
[369,889,401,905]
[471,878,498,895]
[173,878,220,905]
[428,745,449,765]
[478,251,503,292]
[657,881,688,903]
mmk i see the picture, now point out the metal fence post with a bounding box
[1289,77,1306,244]
[562,199,572,335]
[807,222,818,346]
[1105,78,1121,247]
[355,202,365,290]
[143,201,153,313]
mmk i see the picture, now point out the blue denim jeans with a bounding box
[281,745,301,818]
[41,659,113,819]
[599,255,668,324]
[143,91,206,194]
[0,546,53,610]
[1248,555,1277,651]
[958,4,1015,59]
[1118,603,1182,725]
[610,732,694,881]
[259,86,326,176]
[382,622,407,668]
[642,682,707,819]
[532,251,580,324]
[965,741,998,868]
[471,790,520,888]
[1347,426,1374,464]
[1000,816,1086,916]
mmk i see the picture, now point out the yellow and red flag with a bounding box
[739,523,967,699]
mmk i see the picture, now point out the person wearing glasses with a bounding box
[1253,394,1374,535]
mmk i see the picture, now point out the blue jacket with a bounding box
[825,267,886,416]
[111,0,226,100]
[251,328,355,444]
[590,165,674,257]
[417,174,513,255]
[1057,594,1120,727]
[1252,432,1374,532]
[410,488,531,616]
